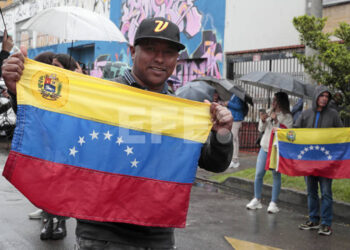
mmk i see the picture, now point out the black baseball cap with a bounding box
[133,17,185,51]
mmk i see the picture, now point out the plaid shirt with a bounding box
[123,69,169,94]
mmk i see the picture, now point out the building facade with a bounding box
[0,0,227,83]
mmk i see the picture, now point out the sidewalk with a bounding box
[196,151,350,224]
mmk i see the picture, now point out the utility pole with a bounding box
[304,0,323,85]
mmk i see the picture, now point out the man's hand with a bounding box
[205,100,233,135]
[2,46,27,95]
[2,30,13,52]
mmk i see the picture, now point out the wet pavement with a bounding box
[179,181,350,250]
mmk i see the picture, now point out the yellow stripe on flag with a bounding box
[277,127,350,145]
[268,135,278,170]
[17,59,212,143]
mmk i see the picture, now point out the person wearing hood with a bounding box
[294,85,343,236]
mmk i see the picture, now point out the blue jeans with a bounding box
[306,176,333,226]
[254,148,281,202]
[75,237,175,250]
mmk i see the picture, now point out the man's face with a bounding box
[130,39,179,92]
[317,91,330,109]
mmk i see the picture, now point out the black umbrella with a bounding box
[175,81,216,102]
[192,76,253,105]
[239,71,314,98]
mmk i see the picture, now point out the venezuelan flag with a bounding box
[270,128,350,179]
[3,59,212,228]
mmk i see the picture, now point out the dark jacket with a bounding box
[0,50,10,77]
[294,85,343,129]
[76,75,233,248]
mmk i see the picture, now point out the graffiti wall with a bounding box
[111,0,226,86]
[4,0,225,82]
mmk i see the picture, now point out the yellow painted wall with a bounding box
[0,0,13,9]
[324,4,350,33]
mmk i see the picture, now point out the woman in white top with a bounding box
[246,92,293,213]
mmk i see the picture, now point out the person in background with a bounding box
[291,98,303,124]
[224,94,245,168]
[1,17,233,249]
[0,30,14,77]
[52,53,78,72]
[246,92,293,214]
[295,85,343,236]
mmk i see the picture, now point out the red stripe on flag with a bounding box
[265,130,275,170]
[265,124,287,171]
[3,151,192,228]
[278,156,350,179]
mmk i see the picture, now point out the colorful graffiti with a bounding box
[120,0,222,86]
[120,0,202,45]
[89,53,129,78]
[90,54,112,78]
[175,30,222,84]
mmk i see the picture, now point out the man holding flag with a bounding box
[2,17,233,249]
[294,85,343,236]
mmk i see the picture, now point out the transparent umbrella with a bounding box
[21,6,127,42]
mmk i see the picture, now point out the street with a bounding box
[0,145,350,250]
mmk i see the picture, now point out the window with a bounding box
[16,19,33,49]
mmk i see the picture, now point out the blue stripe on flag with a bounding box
[278,141,350,161]
[12,105,202,183]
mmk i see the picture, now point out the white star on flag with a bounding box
[104,131,113,140]
[328,155,332,160]
[131,159,139,168]
[90,130,99,140]
[124,146,133,155]
[116,136,124,146]
[325,150,330,155]
[69,146,78,157]
[78,136,85,146]
[321,147,325,151]
[309,146,314,150]
[315,145,320,150]
[298,155,302,159]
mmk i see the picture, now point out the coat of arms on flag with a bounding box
[266,127,350,179]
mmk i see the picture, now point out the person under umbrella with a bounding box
[224,93,245,169]
[246,92,293,214]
